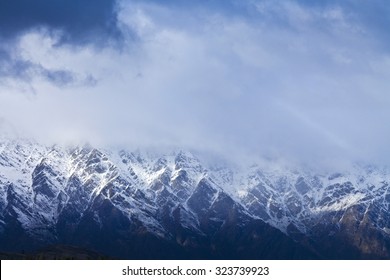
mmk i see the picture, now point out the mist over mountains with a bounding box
[1,135,390,259]
[1,0,390,167]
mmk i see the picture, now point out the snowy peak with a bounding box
[0,138,390,258]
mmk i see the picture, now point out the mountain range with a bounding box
[1,135,390,259]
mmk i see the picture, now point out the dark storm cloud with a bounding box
[0,0,118,86]
[0,0,122,45]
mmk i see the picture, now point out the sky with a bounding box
[0,0,390,167]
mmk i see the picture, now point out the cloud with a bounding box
[0,0,122,86]
[0,46,96,87]
[0,0,122,45]
[1,0,390,168]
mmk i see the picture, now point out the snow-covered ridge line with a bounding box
[0,138,390,258]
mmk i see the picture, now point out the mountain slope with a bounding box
[0,138,389,259]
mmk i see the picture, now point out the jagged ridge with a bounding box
[0,138,389,259]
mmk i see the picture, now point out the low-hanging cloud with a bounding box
[1,0,390,168]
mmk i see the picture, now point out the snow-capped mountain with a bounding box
[0,136,389,259]
[220,163,390,259]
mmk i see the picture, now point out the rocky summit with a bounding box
[0,137,389,259]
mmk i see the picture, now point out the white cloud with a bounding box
[1,0,390,167]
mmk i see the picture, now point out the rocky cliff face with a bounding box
[233,164,390,259]
[0,138,389,259]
